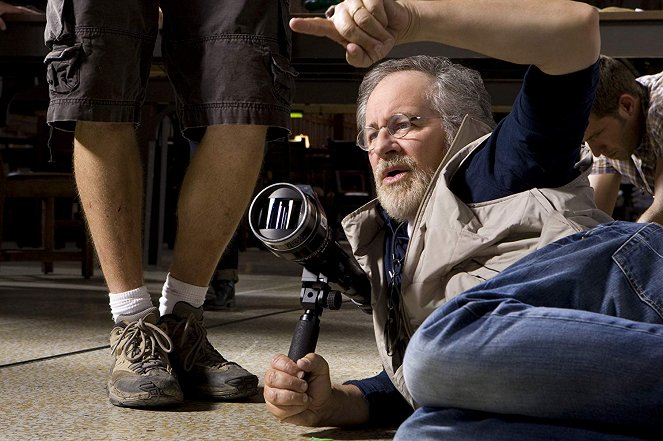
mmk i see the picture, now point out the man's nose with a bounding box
[370,128,401,158]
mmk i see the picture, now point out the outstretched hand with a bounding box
[289,0,411,68]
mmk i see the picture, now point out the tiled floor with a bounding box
[0,248,396,441]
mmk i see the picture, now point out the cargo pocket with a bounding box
[270,53,297,106]
[44,0,81,94]
[45,44,82,94]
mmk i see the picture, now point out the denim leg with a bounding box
[402,222,663,431]
[394,407,657,441]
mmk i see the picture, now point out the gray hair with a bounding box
[356,55,495,145]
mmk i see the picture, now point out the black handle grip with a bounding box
[287,312,320,361]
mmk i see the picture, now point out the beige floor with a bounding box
[0,248,397,441]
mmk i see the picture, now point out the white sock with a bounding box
[108,286,154,323]
[159,273,207,316]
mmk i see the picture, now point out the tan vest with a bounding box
[341,116,613,406]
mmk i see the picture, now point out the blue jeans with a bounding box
[396,222,663,441]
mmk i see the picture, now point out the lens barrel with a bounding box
[249,183,371,311]
[249,183,330,264]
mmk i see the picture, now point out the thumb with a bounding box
[297,353,330,376]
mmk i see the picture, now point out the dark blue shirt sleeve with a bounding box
[450,61,599,203]
[344,370,413,426]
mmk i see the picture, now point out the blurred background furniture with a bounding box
[0,153,94,278]
[0,84,94,278]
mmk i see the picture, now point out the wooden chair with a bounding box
[0,158,95,278]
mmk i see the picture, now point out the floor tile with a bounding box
[0,248,394,441]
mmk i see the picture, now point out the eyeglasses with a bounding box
[356,113,437,152]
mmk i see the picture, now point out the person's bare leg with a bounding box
[169,124,266,286]
[74,122,144,292]
[75,121,181,407]
[159,124,266,400]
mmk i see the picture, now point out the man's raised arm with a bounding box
[290,0,600,74]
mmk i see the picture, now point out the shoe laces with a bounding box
[171,313,228,372]
[110,317,173,373]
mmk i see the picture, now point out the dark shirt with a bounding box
[350,61,599,426]
[452,63,598,203]
[344,370,414,425]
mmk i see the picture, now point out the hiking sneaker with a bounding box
[108,307,183,407]
[159,301,258,400]
[204,279,236,310]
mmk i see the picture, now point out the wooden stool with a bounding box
[0,170,95,278]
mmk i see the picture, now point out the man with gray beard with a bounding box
[373,154,432,223]
[263,0,615,435]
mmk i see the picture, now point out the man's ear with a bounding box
[617,93,637,119]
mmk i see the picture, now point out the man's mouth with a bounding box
[381,166,409,184]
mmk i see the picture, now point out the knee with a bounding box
[74,122,137,154]
[75,121,134,137]
[204,124,268,147]
[401,299,490,405]
[402,325,439,402]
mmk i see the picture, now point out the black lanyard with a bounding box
[383,217,410,367]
